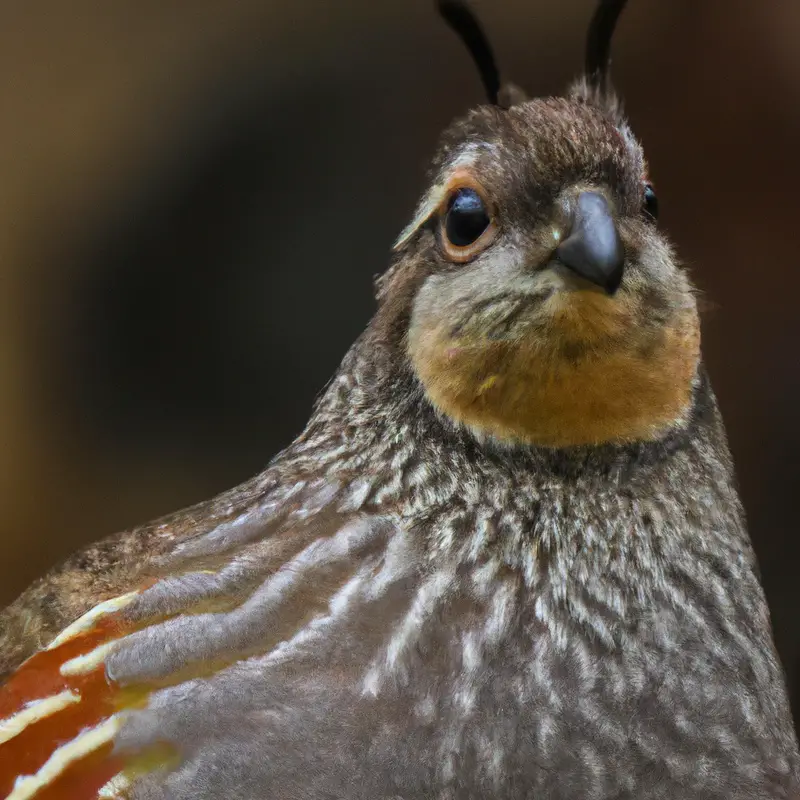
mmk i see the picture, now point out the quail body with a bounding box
[1,2,798,799]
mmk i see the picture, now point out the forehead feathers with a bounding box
[395,94,645,251]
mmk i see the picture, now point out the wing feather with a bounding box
[0,477,424,799]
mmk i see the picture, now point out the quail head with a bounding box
[1,1,798,799]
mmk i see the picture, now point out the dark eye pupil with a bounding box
[643,184,659,221]
[445,188,490,247]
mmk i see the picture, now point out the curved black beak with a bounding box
[555,191,624,294]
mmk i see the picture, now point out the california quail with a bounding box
[1,2,798,798]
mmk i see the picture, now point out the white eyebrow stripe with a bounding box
[393,186,447,251]
[392,147,486,251]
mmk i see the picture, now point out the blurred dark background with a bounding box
[1,0,799,724]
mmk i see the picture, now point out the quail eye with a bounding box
[445,188,491,248]
[643,183,658,221]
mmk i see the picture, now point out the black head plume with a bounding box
[585,0,628,93]
[437,1,501,106]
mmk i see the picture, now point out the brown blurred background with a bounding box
[0,0,798,725]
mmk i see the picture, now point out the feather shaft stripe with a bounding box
[46,594,138,651]
[60,644,120,678]
[0,692,80,746]
[0,623,117,718]
[97,773,130,799]
[7,716,121,800]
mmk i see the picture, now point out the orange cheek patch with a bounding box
[409,296,701,448]
[549,287,633,342]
